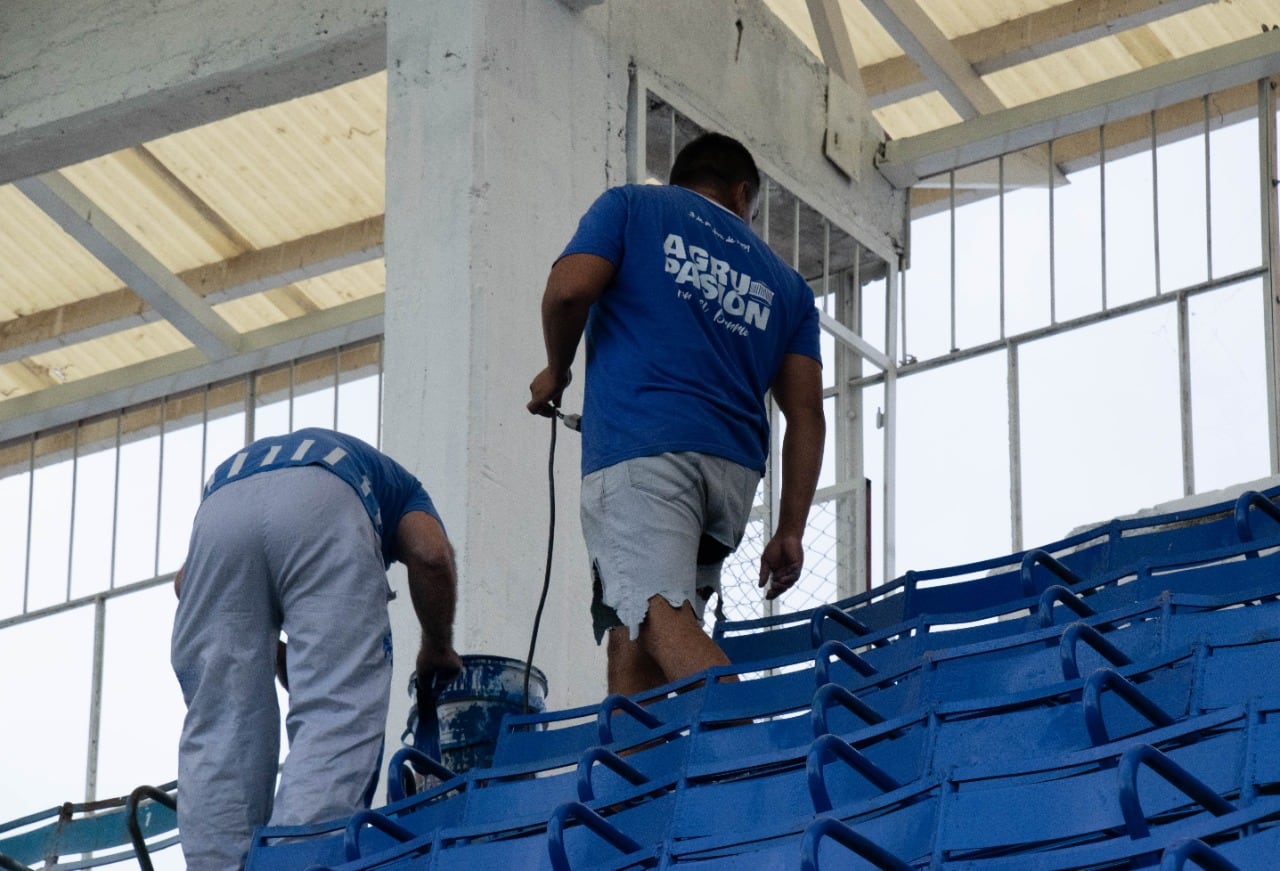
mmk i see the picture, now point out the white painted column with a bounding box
[382,0,615,758]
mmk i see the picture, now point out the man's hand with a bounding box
[416,644,464,698]
[759,531,805,600]
[527,366,571,418]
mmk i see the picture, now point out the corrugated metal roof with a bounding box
[0,1,1274,432]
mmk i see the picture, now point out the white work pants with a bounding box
[171,466,393,871]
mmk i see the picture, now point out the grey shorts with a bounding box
[581,451,761,644]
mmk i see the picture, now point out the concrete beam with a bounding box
[0,295,383,441]
[15,172,242,359]
[878,29,1280,187]
[862,0,1213,109]
[0,216,383,365]
[0,0,386,185]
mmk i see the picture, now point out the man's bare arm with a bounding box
[759,353,826,600]
[396,511,463,691]
[527,253,616,416]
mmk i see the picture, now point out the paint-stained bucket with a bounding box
[431,655,548,773]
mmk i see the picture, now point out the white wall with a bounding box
[382,0,616,739]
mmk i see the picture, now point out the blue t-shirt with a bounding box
[561,184,821,476]
[202,428,442,568]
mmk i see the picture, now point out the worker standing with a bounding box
[170,427,461,870]
[527,132,825,696]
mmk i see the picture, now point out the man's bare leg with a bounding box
[606,595,732,696]
[606,628,668,697]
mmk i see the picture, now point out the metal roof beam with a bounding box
[804,0,861,83]
[0,295,383,442]
[860,0,1061,188]
[860,0,1004,119]
[878,29,1280,188]
[0,215,383,365]
[863,0,1214,109]
[15,172,241,360]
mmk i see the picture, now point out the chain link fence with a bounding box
[713,496,845,630]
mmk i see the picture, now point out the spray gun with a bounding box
[555,409,582,432]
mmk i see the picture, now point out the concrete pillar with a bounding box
[382,0,616,757]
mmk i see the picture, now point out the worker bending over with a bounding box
[170,427,461,871]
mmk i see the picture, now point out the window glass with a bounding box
[1210,114,1262,278]
[954,160,1002,348]
[0,609,92,820]
[0,468,31,617]
[27,452,74,609]
[113,416,161,587]
[1019,305,1184,546]
[1103,130,1158,306]
[1052,162,1103,322]
[895,352,1012,572]
[1156,132,1209,289]
[1190,278,1270,491]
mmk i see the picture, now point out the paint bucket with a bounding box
[429,655,548,773]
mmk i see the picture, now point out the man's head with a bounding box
[670,132,761,222]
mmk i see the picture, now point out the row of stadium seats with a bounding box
[242,487,1280,870]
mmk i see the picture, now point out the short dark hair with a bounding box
[669,132,760,206]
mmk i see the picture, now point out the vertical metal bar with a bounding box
[1100,125,1109,311]
[154,398,167,577]
[883,257,901,583]
[66,423,79,602]
[109,414,122,590]
[22,433,35,613]
[375,341,385,449]
[842,251,866,597]
[245,372,257,446]
[1178,293,1195,496]
[1151,111,1163,296]
[792,197,801,270]
[949,171,957,351]
[1007,342,1023,554]
[668,104,677,175]
[900,269,909,360]
[200,383,210,488]
[822,220,831,313]
[333,346,342,431]
[84,596,107,804]
[1049,139,1058,325]
[625,65,645,186]
[1204,95,1214,281]
[1259,78,1280,474]
[288,359,296,433]
[998,154,1007,339]
[761,179,778,620]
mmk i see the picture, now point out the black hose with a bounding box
[522,413,557,713]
